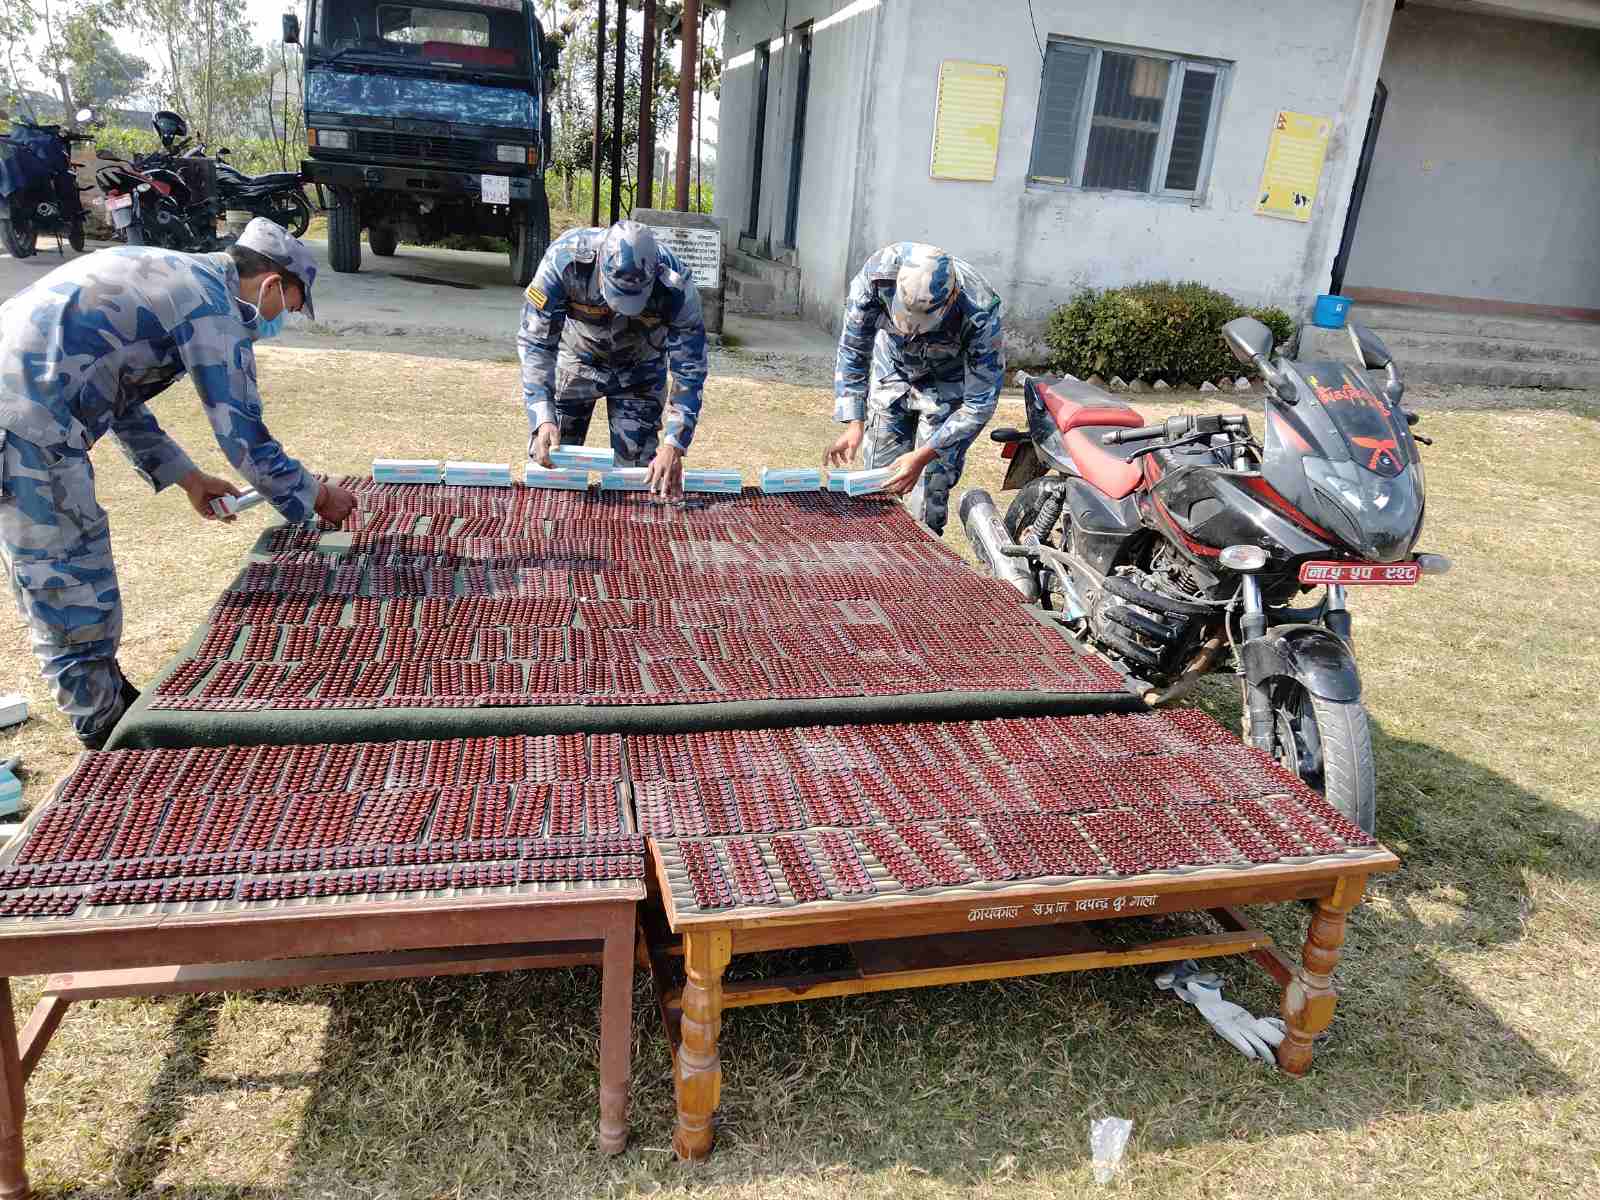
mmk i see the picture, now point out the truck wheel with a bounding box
[510,188,551,287]
[369,225,398,257]
[329,190,362,273]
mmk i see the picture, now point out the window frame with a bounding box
[1027,36,1230,201]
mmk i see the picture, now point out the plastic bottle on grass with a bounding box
[1089,1116,1132,1184]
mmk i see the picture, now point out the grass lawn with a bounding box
[0,345,1597,1198]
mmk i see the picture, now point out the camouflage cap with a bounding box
[598,220,659,317]
[236,217,319,319]
[888,244,959,336]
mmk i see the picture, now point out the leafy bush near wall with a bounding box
[1044,281,1296,385]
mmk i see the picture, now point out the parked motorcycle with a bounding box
[93,110,222,251]
[0,108,94,257]
[961,319,1448,833]
[213,148,311,237]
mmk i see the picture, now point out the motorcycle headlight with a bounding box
[1303,456,1424,562]
[312,128,350,151]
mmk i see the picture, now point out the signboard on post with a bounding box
[930,60,1007,182]
[651,225,722,289]
[632,207,727,334]
[1255,110,1332,222]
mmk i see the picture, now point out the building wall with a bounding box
[1342,4,1600,309]
[716,0,884,324]
[718,0,1394,348]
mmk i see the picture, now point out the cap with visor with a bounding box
[598,220,660,317]
[888,244,960,336]
[236,216,320,320]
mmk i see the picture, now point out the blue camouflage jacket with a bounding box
[517,227,708,452]
[0,247,319,522]
[833,243,1005,452]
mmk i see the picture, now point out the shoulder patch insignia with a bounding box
[524,284,548,309]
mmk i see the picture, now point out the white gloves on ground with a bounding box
[1155,961,1286,1064]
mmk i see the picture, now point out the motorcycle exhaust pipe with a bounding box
[959,489,1039,604]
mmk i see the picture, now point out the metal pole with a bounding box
[636,0,656,208]
[591,0,606,227]
[610,0,625,221]
[674,0,699,210]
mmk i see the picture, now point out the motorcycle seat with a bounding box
[236,172,302,188]
[1064,424,1144,499]
[1033,377,1145,434]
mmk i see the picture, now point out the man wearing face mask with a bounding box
[0,217,357,749]
[824,243,1004,534]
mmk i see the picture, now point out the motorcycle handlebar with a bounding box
[1101,413,1251,446]
[1102,424,1168,446]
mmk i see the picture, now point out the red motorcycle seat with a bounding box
[1036,378,1145,433]
[1064,427,1144,498]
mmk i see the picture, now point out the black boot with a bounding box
[76,669,140,752]
[119,671,141,714]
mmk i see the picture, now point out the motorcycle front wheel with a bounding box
[68,217,85,252]
[1267,678,1376,834]
[0,214,37,258]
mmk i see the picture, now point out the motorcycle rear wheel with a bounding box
[0,214,37,258]
[266,189,312,238]
[68,217,85,252]
[1268,679,1376,834]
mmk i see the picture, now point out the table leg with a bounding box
[597,907,635,1155]
[1278,874,1365,1075]
[0,981,29,1200]
[672,929,731,1161]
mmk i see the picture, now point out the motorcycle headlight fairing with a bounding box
[1302,456,1423,563]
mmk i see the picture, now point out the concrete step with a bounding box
[1352,303,1600,352]
[725,251,800,317]
[725,268,777,312]
[1376,327,1600,366]
[1397,356,1600,389]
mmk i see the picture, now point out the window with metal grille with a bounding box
[1028,38,1227,198]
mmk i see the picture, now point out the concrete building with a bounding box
[713,0,1600,383]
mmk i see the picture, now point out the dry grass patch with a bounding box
[0,345,1597,1198]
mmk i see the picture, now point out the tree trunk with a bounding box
[636,0,656,209]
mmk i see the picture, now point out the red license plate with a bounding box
[1299,560,1420,585]
[106,193,133,210]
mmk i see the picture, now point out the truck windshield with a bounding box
[310,0,532,77]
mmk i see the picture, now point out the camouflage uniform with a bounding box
[834,243,1005,534]
[518,221,708,464]
[0,226,321,743]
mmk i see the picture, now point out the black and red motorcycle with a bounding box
[961,318,1449,832]
[93,112,222,250]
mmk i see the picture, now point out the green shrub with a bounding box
[1044,281,1295,385]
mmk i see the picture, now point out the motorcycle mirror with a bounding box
[1221,317,1274,367]
[283,13,301,44]
[1346,321,1394,370]
[95,148,123,161]
[218,147,232,156]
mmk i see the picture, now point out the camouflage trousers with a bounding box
[0,432,128,741]
[541,371,666,466]
[863,376,974,535]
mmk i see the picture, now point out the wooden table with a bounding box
[0,733,650,1199]
[0,885,641,1199]
[645,847,1398,1160]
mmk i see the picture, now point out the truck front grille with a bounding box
[354,131,486,166]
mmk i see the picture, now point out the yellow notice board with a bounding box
[930,60,1007,182]
[1255,110,1332,222]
